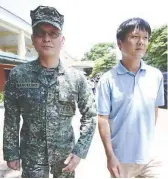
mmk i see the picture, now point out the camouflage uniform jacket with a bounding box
[3,59,96,164]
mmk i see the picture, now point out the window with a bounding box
[4,68,11,81]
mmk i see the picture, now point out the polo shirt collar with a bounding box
[117,59,147,75]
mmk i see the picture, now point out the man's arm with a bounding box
[98,115,113,158]
[155,72,165,125]
[3,69,21,169]
[95,73,122,177]
[63,73,96,172]
[72,73,96,158]
[98,115,121,178]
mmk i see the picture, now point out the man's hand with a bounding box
[107,155,122,178]
[7,160,20,170]
[62,153,81,172]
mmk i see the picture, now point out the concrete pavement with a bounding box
[0,107,168,178]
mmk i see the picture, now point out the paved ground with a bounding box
[0,106,168,178]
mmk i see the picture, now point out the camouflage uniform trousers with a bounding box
[21,160,75,178]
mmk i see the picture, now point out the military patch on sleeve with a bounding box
[16,83,39,88]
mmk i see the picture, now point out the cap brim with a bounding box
[32,20,61,30]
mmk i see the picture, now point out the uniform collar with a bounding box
[31,58,66,86]
[32,58,65,75]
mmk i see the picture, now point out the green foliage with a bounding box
[0,92,4,103]
[91,53,117,78]
[81,42,117,78]
[82,43,116,61]
[144,25,167,71]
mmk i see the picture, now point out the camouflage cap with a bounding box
[30,6,64,30]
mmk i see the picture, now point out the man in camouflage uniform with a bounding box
[3,6,96,178]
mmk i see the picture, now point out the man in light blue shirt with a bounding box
[96,18,164,178]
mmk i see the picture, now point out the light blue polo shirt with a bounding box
[96,60,164,164]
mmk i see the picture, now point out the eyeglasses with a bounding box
[33,29,62,39]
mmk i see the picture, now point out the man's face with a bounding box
[31,23,65,57]
[118,29,149,60]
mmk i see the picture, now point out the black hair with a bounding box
[116,18,151,41]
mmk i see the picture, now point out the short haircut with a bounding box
[116,18,151,41]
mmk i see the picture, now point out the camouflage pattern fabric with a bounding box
[22,160,74,178]
[51,159,75,178]
[3,59,96,176]
[30,6,64,30]
[22,161,49,178]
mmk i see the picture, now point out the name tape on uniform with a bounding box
[16,83,39,88]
